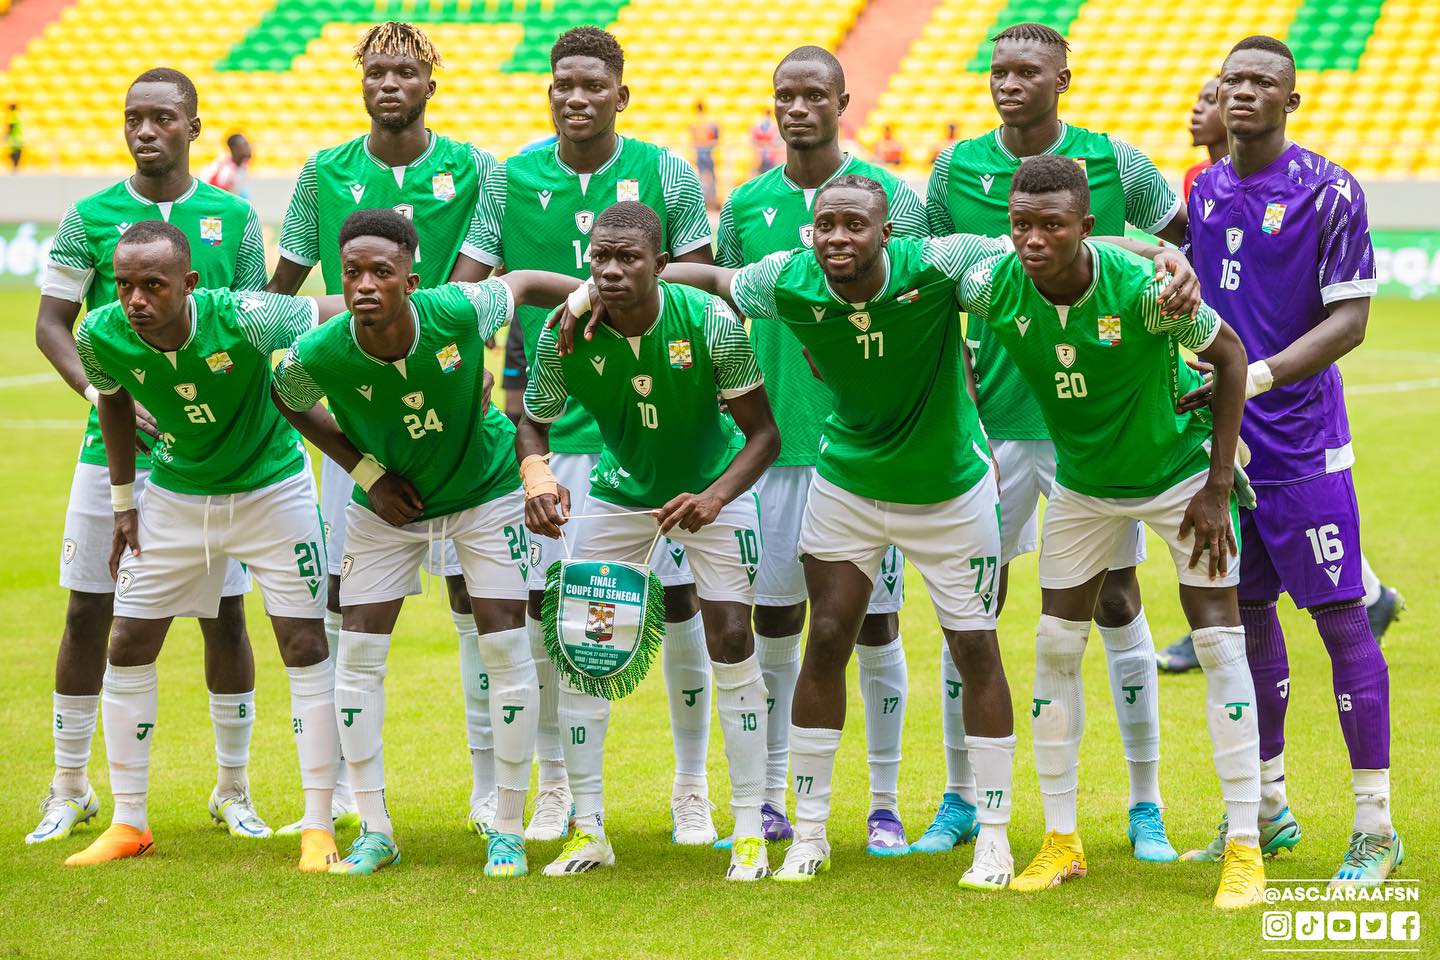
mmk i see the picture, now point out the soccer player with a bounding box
[457,26,722,844]
[715,45,927,853]
[30,68,269,845]
[1183,78,1226,202]
[272,209,586,877]
[519,202,779,879]
[923,22,1185,860]
[1181,37,1401,886]
[64,221,344,870]
[266,21,500,835]
[958,155,1263,907]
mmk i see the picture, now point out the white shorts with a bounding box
[993,437,1146,570]
[528,452,693,590]
[113,470,325,620]
[340,489,530,606]
[579,491,761,605]
[753,465,904,613]
[62,461,250,597]
[319,453,461,578]
[800,472,1002,632]
[1039,470,1241,590]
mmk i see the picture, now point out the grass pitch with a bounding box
[0,288,1434,959]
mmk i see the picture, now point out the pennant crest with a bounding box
[175,383,197,401]
[616,179,640,202]
[575,210,594,235]
[402,391,425,409]
[541,559,666,700]
[1226,227,1243,254]
[205,351,234,374]
[431,172,456,202]
[668,339,693,369]
[436,342,462,373]
[631,375,653,397]
[895,289,919,305]
[1055,344,1076,369]
[199,217,223,246]
[1073,158,1088,176]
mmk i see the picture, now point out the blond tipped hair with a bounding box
[354,21,443,69]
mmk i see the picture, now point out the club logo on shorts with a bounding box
[199,217,223,246]
[847,311,871,332]
[616,179,640,202]
[323,521,332,541]
[529,540,542,569]
[436,342,462,373]
[116,570,134,595]
[799,225,814,248]
[668,339,693,369]
[575,211,594,235]
[175,383,197,401]
[1055,344,1076,368]
[206,351,234,374]
[341,554,353,579]
[1097,315,1122,346]
[1226,227,1244,254]
[402,391,424,409]
[631,375,653,397]
[1262,202,1287,235]
[62,538,76,564]
[432,172,456,202]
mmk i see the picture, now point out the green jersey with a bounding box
[473,136,712,454]
[75,289,314,495]
[273,281,519,522]
[278,132,496,293]
[526,281,760,509]
[926,123,1181,440]
[44,177,267,469]
[959,241,1219,498]
[731,234,1008,505]
[716,154,929,467]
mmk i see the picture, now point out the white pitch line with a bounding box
[1348,377,1440,395]
[0,372,61,389]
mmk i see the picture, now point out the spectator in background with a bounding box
[6,103,22,172]
[691,100,720,209]
[202,133,251,196]
[752,112,781,174]
[875,124,904,168]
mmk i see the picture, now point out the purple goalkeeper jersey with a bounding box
[1186,142,1377,485]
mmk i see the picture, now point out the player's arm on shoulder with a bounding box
[696,251,787,320]
[1113,137,1186,244]
[269,156,320,293]
[1092,236,1201,318]
[515,328,569,537]
[660,149,714,262]
[924,232,1011,281]
[924,146,957,236]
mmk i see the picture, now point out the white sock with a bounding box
[713,656,768,839]
[1260,752,1288,820]
[1033,615,1089,835]
[1360,554,1381,607]
[336,630,390,834]
[856,635,907,814]
[1098,609,1162,809]
[479,626,538,837]
[528,612,566,779]
[664,612,711,785]
[287,658,340,832]
[52,691,98,796]
[103,663,158,831]
[1193,625,1261,846]
[209,690,254,798]
[967,734,1016,850]
[1353,768,1392,835]
[755,629,801,809]
[559,681,610,832]
[941,646,975,804]
[454,611,496,807]
[324,610,353,809]
[789,726,842,843]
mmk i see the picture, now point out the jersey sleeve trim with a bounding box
[671,234,714,257]
[76,321,120,394]
[1320,278,1378,305]
[472,161,508,263]
[522,329,568,424]
[272,345,325,411]
[278,246,319,268]
[1146,193,1183,235]
[718,380,763,401]
[461,278,515,339]
[730,251,790,319]
[659,149,714,255]
[235,205,268,291]
[276,155,321,265]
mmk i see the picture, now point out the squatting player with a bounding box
[66,221,346,871]
[715,45,926,854]
[457,26,723,845]
[1181,36,1401,886]
[31,67,269,845]
[519,202,779,880]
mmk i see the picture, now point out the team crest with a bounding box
[1262,202,1287,235]
[616,179,640,202]
[529,541,542,569]
[62,538,76,565]
[585,602,616,643]
[1226,227,1244,254]
[402,391,425,409]
[1097,315,1122,345]
[847,311,872,332]
[393,203,413,221]
[799,225,814,248]
[575,210,594,235]
[631,375,653,397]
[432,172,456,202]
[667,339,693,369]
[1055,344,1076,368]
[175,383,197,401]
[205,351,234,374]
[340,555,353,579]
[199,217,223,246]
[116,571,134,596]
[436,342,462,373]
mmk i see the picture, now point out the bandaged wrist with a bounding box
[566,280,593,317]
[520,453,559,500]
[84,384,100,406]
[1245,360,1274,399]
[110,482,136,512]
[349,454,386,493]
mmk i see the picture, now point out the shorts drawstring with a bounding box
[200,493,237,575]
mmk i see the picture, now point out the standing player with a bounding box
[65,222,343,870]
[715,45,926,853]
[266,21,500,835]
[1181,37,1401,885]
[457,26,722,844]
[273,209,585,877]
[30,68,269,845]
[520,203,779,879]
[922,22,1184,860]
[959,155,1263,908]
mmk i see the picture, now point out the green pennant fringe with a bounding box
[540,559,668,701]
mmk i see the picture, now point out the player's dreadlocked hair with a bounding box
[354,21,443,70]
[130,68,198,117]
[339,208,419,259]
[1011,154,1090,214]
[775,45,846,94]
[815,174,890,217]
[991,22,1070,62]
[117,219,191,265]
[596,201,662,253]
[551,26,625,80]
